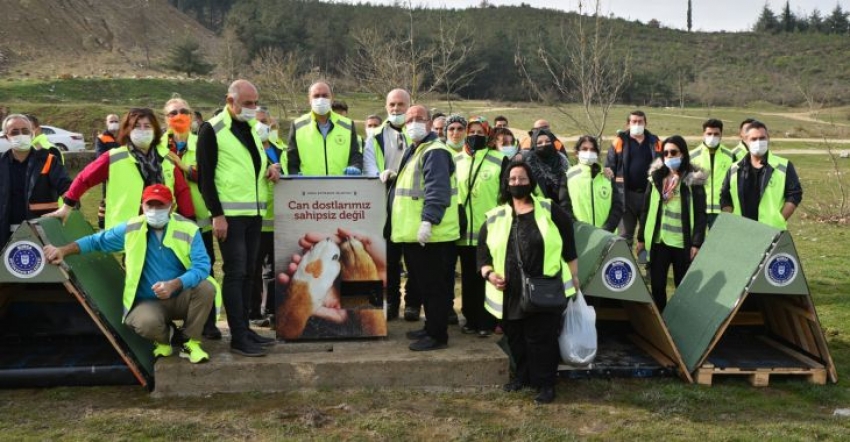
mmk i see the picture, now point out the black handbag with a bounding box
[514,221,568,313]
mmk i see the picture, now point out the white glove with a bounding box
[379,169,397,183]
[417,221,432,246]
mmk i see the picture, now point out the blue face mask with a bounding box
[175,141,187,152]
[665,157,682,171]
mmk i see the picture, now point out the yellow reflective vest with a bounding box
[565,164,613,228]
[644,175,694,257]
[208,110,268,217]
[455,148,505,246]
[483,196,576,319]
[158,131,211,231]
[391,139,459,243]
[121,214,221,320]
[105,145,176,230]
[292,111,354,175]
[690,143,737,214]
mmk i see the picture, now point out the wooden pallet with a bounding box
[695,336,828,387]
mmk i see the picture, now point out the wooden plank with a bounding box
[730,311,764,326]
[624,302,693,383]
[749,370,770,387]
[695,364,827,387]
[627,334,676,367]
[595,307,629,321]
[756,336,825,369]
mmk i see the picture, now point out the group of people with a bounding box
[2,80,802,404]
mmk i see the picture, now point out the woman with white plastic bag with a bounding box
[478,161,579,405]
[559,289,597,365]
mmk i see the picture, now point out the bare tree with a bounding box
[219,26,246,83]
[428,12,484,112]
[516,0,630,139]
[252,47,308,121]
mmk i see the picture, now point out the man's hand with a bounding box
[167,151,189,173]
[379,169,397,183]
[44,204,73,225]
[266,163,281,183]
[152,279,183,300]
[690,246,699,261]
[44,245,64,265]
[603,167,614,179]
[417,221,432,246]
[212,215,228,242]
[487,272,506,291]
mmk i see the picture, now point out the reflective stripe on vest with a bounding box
[105,146,176,230]
[209,110,268,216]
[391,140,460,243]
[483,196,575,319]
[690,144,735,215]
[644,178,693,257]
[730,154,789,230]
[456,149,506,246]
[565,164,613,228]
[121,215,221,320]
[294,112,354,175]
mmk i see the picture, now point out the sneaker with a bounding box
[409,336,448,351]
[153,342,173,358]
[447,310,459,325]
[202,326,222,340]
[405,328,429,340]
[179,339,210,364]
[461,325,477,335]
[387,304,400,321]
[534,386,556,404]
[477,329,492,338]
[247,329,277,347]
[637,249,648,265]
[404,306,420,321]
[502,379,527,392]
[230,338,268,357]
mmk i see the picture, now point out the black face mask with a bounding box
[466,134,488,151]
[535,143,555,157]
[508,184,533,199]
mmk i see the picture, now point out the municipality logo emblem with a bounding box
[602,258,635,292]
[765,253,797,287]
[4,240,45,279]
[598,186,611,199]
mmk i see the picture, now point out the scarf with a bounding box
[129,144,164,187]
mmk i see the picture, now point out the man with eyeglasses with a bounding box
[0,114,72,247]
[363,89,412,321]
[720,120,802,230]
[197,79,281,357]
[286,81,362,176]
[391,105,460,351]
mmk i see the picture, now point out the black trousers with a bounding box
[218,215,262,341]
[250,231,275,318]
[618,188,646,247]
[386,239,417,308]
[648,242,690,311]
[403,241,456,343]
[503,311,561,388]
[458,245,495,331]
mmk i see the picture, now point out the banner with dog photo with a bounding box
[274,177,387,340]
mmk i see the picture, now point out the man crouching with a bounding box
[44,184,218,363]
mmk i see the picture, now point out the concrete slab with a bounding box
[152,319,509,397]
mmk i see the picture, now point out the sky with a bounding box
[345,0,846,32]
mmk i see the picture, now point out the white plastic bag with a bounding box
[559,290,597,365]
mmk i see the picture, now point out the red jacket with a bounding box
[63,149,195,219]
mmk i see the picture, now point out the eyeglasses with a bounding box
[663,150,680,157]
[167,109,191,117]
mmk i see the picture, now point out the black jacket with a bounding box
[605,130,663,193]
[0,149,72,245]
[637,159,707,251]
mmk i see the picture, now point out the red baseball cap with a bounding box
[141,184,173,205]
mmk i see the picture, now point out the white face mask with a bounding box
[268,129,279,143]
[9,134,33,152]
[629,124,645,136]
[311,98,331,116]
[144,207,171,229]
[255,122,270,141]
[236,106,257,122]
[405,122,428,143]
[704,135,721,148]
[500,145,518,158]
[748,139,769,157]
[107,122,120,132]
[388,113,405,127]
[578,150,598,165]
[130,129,154,149]
[446,139,464,151]
[366,127,379,138]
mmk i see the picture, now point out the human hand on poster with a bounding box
[278,229,388,286]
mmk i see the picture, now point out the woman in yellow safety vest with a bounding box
[636,135,707,311]
[562,135,623,232]
[477,161,579,405]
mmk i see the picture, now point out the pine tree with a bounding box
[825,4,849,34]
[809,9,824,33]
[162,39,215,78]
[753,3,780,33]
[780,1,795,32]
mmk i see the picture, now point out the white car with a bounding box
[0,125,86,153]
